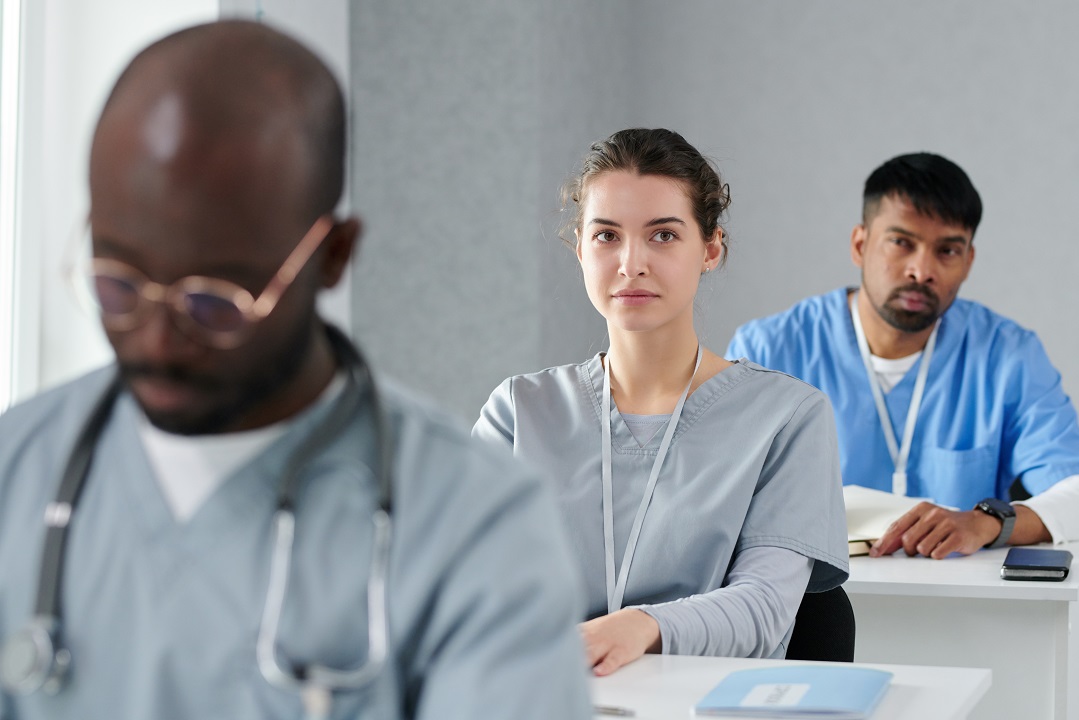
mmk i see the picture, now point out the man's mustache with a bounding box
[887,283,939,305]
[119,363,219,391]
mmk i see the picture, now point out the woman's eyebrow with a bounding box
[646,216,686,227]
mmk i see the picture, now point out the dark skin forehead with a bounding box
[88,21,334,282]
[96,20,335,151]
[865,194,974,249]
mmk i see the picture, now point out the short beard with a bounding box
[872,282,941,333]
[123,320,319,435]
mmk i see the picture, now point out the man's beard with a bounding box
[873,282,941,333]
[121,321,316,435]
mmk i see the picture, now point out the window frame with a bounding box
[0,0,22,413]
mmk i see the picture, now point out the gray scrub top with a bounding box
[474,356,849,638]
[0,367,591,720]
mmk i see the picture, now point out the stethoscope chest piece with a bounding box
[0,616,71,695]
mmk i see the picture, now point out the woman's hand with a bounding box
[579,608,661,676]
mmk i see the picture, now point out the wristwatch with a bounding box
[974,497,1016,549]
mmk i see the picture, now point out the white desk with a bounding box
[590,655,990,720]
[846,542,1079,720]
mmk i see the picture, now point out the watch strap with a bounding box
[976,498,1016,549]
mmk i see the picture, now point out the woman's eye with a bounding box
[593,231,617,243]
[653,231,676,243]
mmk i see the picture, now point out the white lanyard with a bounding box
[601,345,702,614]
[850,292,939,496]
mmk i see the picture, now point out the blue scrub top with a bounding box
[727,288,1079,509]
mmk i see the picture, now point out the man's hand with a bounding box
[579,608,661,676]
[869,501,1003,559]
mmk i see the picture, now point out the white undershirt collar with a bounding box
[137,373,347,523]
[869,351,921,393]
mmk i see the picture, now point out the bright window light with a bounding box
[0,0,21,412]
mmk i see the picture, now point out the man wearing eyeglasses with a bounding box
[0,20,591,720]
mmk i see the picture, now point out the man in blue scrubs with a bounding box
[0,20,591,719]
[728,152,1079,559]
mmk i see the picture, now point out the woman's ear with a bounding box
[704,227,725,270]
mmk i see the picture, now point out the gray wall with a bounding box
[351,1,1079,421]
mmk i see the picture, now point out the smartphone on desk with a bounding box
[1000,547,1073,581]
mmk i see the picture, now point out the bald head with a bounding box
[94,20,345,219]
[84,21,360,434]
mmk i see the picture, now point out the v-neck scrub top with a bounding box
[473,356,849,658]
[0,367,592,720]
[727,288,1079,509]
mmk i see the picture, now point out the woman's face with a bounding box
[576,171,720,335]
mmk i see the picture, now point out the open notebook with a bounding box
[844,485,928,556]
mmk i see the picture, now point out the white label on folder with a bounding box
[742,683,810,707]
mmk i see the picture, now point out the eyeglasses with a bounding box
[69,215,334,349]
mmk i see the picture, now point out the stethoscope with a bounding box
[0,327,394,719]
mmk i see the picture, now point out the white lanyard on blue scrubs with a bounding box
[851,292,940,496]
[601,345,702,614]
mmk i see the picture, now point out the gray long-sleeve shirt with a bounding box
[474,356,849,659]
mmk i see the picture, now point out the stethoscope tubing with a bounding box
[0,326,394,708]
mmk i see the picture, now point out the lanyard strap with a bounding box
[601,345,702,614]
[850,292,939,496]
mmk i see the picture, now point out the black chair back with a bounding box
[785,586,856,662]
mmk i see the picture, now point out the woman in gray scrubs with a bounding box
[473,128,848,676]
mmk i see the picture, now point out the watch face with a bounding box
[978,497,1016,518]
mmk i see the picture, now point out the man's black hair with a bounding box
[863,152,982,234]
